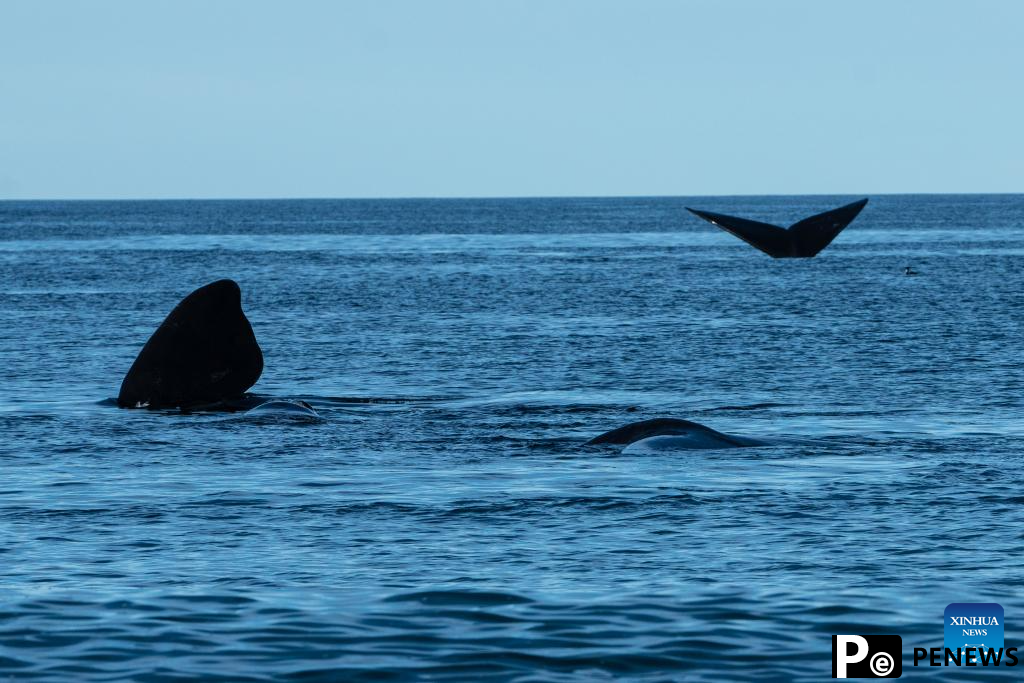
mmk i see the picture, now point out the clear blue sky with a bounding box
[2,0,1021,199]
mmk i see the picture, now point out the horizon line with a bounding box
[1,190,1022,203]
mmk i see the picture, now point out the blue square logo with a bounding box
[944,603,1004,665]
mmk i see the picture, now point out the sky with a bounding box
[1,0,1021,199]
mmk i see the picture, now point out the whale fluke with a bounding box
[117,279,263,409]
[686,198,868,257]
[586,417,768,449]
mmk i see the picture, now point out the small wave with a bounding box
[383,590,533,606]
[702,402,790,413]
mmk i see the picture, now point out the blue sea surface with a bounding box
[1,195,1023,681]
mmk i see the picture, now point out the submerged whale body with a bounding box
[245,400,320,420]
[586,418,769,450]
[686,198,868,258]
[117,279,264,409]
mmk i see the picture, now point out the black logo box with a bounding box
[832,635,903,679]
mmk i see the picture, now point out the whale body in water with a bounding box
[586,418,771,451]
[244,400,320,420]
[118,279,264,409]
[686,198,868,258]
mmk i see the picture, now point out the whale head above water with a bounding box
[586,417,770,451]
[117,279,264,410]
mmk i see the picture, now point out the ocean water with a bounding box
[1,194,1023,681]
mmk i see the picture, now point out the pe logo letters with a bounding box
[832,635,902,678]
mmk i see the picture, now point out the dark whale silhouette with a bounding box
[586,418,770,450]
[686,198,868,258]
[117,279,264,409]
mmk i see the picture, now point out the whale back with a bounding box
[117,280,263,409]
[585,417,753,447]
[245,400,319,420]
